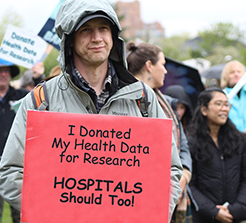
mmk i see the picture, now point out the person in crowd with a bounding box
[20,62,46,91]
[31,61,45,86]
[220,60,246,132]
[0,60,29,223]
[0,0,182,221]
[126,41,193,223]
[164,85,193,133]
[20,69,35,91]
[187,87,246,223]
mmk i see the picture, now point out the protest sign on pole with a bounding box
[38,0,67,50]
[0,24,48,69]
[21,110,172,223]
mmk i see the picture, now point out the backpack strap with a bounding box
[136,80,150,117]
[31,81,49,110]
[30,79,149,115]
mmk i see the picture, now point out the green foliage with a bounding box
[198,22,246,58]
[240,47,246,65]
[43,47,60,77]
[2,201,12,223]
[159,34,192,61]
[190,49,203,58]
[0,8,24,43]
[159,22,246,66]
[206,46,242,65]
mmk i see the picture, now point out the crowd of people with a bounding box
[0,0,246,222]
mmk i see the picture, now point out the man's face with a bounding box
[72,18,113,67]
[0,67,11,88]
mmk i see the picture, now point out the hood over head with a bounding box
[164,85,194,127]
[75,13,115,32]
[164,85,193,111]
[55,0,126,73]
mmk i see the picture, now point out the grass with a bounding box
[1,201,13,223]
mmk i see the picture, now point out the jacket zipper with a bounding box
[100,84,143,113]
[65,73,143,115]
[220,152,227,203]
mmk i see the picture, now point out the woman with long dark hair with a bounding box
[187,87,246,223]
[126,41,193,223]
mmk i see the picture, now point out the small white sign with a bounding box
[0,24,48,69]
[227,72,246,100]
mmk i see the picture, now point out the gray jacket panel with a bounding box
[0,76,182,219]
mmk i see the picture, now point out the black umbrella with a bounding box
[159,56,205,109]
[201,63,225,79]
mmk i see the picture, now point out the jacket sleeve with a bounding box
[169,135,183,219]
[146,85,183,221]
[0,93,33,211]
[179,122,192,173]
[228,141,246,222]
[189,157,219,219]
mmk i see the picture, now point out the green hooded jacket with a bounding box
[0,0,182,220]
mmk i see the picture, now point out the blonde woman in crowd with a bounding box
[220,60,246,132]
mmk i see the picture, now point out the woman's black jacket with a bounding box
[188,135,246,223]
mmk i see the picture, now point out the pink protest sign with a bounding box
[21,110,172,223]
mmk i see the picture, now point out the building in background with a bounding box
[115,1,165,40]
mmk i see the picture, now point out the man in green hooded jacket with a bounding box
[0,0,182,221]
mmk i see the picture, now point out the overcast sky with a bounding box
[1,0,246,37]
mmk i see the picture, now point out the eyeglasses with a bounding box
[209,100,232,109]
